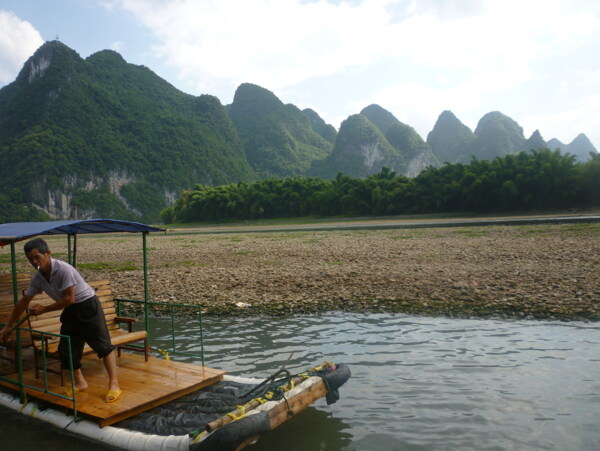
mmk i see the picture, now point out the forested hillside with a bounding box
[311,105,439,178]
[162,149,600,223]
[227,83,334,178]
[0,41,597,223]
[0,41,255,222]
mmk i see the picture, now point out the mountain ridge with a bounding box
[0,41,597,222]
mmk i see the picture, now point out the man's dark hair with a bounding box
[24,238,49,255]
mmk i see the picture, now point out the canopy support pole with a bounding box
[67,234,72,265]
[10,241,18,306]
[143,232,149,336]
[9,240,25,403]
[73,234,78,268]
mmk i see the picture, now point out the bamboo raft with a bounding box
[0,220,350,450]
[0,349,350,450]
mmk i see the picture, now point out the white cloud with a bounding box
[105,0,600,147]
[110,40,124,52]
[108,0,392,94]
[106,1,600,91]
[0,10,44,85]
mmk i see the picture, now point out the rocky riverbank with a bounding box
[5,222,600,320]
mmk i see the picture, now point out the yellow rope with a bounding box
[226,405,246,421]
[193,430,207,443]
[225,365,326,426]
[157,348,170,361]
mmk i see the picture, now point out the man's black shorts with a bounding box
[59,295,114,369]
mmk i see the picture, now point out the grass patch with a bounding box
[234,251,254,256]
[390,235,413,240]
[78,261,139,271]
[517,225,556,234]
[327,261,343,265]
[561,223,600,235]
[302,238,323,244]
[525,228,551,234]
[453,229,489,237]
[264,232,309,241]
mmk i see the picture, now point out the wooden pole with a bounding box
[72,234,78,268]
[205,374,309,432]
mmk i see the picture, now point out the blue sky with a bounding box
[1,0,599,150]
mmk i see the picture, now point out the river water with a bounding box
[1,313,599,450]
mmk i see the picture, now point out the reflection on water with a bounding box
[1,313,599,450]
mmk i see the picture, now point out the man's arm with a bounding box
[0,294,35,341]
[28,286,75,316]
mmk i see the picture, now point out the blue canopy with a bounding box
[0,219,165,246]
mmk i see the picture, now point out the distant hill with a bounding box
[427,110,476,163]
[547,134,597,162]
[360,104,400,135]
[525,129,546,150]
[0,41,255,221]
[311,105,440,179]
[312,114,405,178]
[227,83,334,178]
[361,105,438,177]
[470,111,527,161]
[427,110,598,164]
[302,108,337,144]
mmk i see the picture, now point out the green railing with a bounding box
[0,325,78,416]
[1,297,205,413]
[115,298,205,366]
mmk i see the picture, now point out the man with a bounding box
[0,238,121,403]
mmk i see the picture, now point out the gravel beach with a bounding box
[3,222,599,320]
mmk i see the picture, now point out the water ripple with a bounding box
[3,312,598,451]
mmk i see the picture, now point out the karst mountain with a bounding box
[0,41,596,221]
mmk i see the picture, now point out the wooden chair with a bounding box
[27,279,148,384]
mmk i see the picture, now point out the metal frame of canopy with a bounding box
[0,219,165,335]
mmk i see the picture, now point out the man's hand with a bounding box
[28,303,46,316]
[0,325,11,343]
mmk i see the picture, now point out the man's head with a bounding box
[24,238,51,271]
[24,238,49,255]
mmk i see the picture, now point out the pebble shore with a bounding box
[6,222,599,321]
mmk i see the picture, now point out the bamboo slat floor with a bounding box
[0,351,225,427]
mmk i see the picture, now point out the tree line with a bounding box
[160,149,600,223]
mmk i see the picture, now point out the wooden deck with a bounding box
[0,351,225,427]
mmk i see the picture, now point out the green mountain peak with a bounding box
[360,104,400,135]
[228,83,334,178]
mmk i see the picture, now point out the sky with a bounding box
[1,0,599,150]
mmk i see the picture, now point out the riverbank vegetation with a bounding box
[161,149,600,223]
